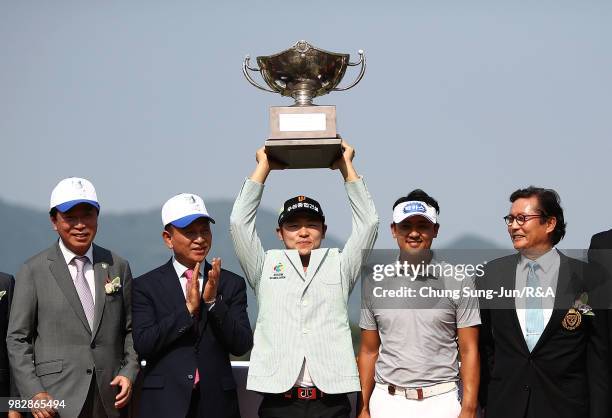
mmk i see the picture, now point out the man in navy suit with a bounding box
[132,193,253,418]
[0,272,20,418]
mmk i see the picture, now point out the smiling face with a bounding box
[507,196,556,256]
[276,213,327,258]
[391,215,439,258]
[51,203,99,256]
[163,217,212,268]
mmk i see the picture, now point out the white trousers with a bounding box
[369,383,461,418]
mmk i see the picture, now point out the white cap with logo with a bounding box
[393,201,438,224]
[161,193,215,228]
[50,177,100,212]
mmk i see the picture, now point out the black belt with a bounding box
[277,387,326,400]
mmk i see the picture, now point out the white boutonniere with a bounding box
[574,292,594,316]
[0,290,6,300]
[105,276,122,295]
[101,262,109,270]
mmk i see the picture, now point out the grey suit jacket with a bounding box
[6,242,138,417]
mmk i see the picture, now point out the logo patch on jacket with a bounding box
[270,262,286,279]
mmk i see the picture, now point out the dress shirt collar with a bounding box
[519,247,559,274]
[172,257,204,279]
[58,238,93,266]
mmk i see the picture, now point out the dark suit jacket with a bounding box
[588,229,612,292]
[7,242,139,417]
[588,229,612,394]
[0,272,15,415]
[132,259,253,418]
[589,229,612,253]
[479,251,610,418]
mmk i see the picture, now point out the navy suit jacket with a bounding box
[0,272,15,412]
[132,259,253,418]
[588,229,612,394]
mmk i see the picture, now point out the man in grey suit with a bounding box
[7,177,138,418]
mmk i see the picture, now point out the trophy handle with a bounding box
[333,49,366,92]
[243,55,276,93]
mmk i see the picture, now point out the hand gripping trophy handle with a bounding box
[242,55,276,93]
[333,49,366,91]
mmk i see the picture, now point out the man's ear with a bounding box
[162,229,173,250]
[433,223,440,238]
[390,223,397,239]
[50,215,58,231]
[276,227,284,241]
[321,224,327,240]
[545,217,557,235]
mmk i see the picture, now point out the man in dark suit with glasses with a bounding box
[479,187,609,418]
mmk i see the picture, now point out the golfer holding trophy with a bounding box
[231,41,379,418]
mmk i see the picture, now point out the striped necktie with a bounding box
[184,269,200,386]
[73,256,95,330]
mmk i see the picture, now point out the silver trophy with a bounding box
[243,40,366,169]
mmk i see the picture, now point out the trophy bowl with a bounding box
[243,40,366,169]
[244,40,365,106]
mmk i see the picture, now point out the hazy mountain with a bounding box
[442,233,504,250]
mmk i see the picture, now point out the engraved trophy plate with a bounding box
[243,40,366,169]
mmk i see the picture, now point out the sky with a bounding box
[2,0,611,250]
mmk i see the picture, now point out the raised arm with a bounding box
[229,148,280,292]
[335,141,379,291]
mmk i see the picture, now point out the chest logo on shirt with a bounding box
[561,308,581,331]
[269,262,287,280]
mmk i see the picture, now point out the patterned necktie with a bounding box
[73,256,95,330]
[525,261,544,351]
[184,269,200,386]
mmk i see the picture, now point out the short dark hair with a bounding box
[509,186,566,245]
[393,189,440,215]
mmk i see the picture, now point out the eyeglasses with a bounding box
[503,214,546,226]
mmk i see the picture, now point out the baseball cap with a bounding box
[162,193,215,228]
[393,200,438,224]
[50,177,100,213]
[278,195,325,226]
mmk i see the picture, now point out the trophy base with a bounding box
[269,105,337,139]
[265,137,342,169]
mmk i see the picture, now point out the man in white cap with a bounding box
[358,189,480,418]
[132,193,252,418]
[7,177,138,418]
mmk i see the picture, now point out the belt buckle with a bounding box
[298,388,316,400]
